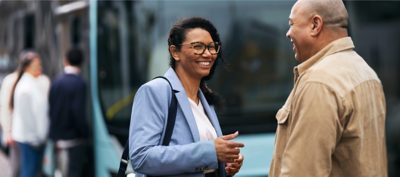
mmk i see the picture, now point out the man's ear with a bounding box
[310,15,323,36]
[169,45,180,61]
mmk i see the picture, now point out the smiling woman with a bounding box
[128,17,244,177]
[170,28,219,92]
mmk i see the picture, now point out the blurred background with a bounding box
[0,0,399,177]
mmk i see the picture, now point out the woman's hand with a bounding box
[5,134,15,146]
[225,154,244,176]
[214,131,244,163]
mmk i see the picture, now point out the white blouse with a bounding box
[12,73,50,145]
[188,98,217,141]
[0,72,17,143]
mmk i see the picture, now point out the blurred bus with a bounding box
[92,1,294,176]
[1,1,400,177]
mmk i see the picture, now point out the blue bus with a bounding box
[89,1,295,176]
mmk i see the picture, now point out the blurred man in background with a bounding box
[49,48,88,177]
[269,0,387,176]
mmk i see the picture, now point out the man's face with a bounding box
[286,2,314,63]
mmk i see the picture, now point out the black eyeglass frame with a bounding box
[177,41,221,55]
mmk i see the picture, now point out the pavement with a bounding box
[0,150,12,177]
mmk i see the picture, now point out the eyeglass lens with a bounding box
[192,42,220,55]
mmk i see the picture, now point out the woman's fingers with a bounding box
[215,132,244,163]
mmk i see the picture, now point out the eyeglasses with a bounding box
[179,42,221,55]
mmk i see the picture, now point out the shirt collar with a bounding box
[293,37,355,82]
[64,65,80,75]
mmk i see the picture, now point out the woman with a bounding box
[129,17,244,177]
[10,51,50,177]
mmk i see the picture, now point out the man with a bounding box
[0,71,19,177]
[269,0,387,177]
[49,48,88,177]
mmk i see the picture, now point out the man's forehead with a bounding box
[290,0,312,20]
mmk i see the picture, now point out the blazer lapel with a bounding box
[164,68,200,142]
[199,91,223,136]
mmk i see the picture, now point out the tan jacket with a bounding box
[269,37,387,177]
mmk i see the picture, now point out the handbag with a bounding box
[117,76,178,177]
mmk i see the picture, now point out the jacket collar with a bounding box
[64,66,81,75]
[163,68,223,141]
[164,67,184,92]
[294,37,355,82]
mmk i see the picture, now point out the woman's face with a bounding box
[26,57,42,77]
[173,28,218,80]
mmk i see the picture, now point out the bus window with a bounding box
[97,1,156,143]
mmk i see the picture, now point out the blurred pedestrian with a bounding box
[10,51,50,177]
[269,0,387,177]
[0,71,19,177]
[49,48,88,177]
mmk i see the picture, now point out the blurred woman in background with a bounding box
[10,51,50,177]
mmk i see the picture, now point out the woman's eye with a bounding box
[193,45,204,50]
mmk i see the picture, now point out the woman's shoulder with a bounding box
[37,74,50,88]
[142,77,172,90]
[136,77,173,98]
[38,74,50,82]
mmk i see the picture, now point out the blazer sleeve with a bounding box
[129,82,218,176]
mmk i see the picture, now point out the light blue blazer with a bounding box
[129,68,226,177]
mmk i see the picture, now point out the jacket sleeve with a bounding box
[280,82,342,177]
[0,76,13,140]
[71,81,88,138]
[129,83,218,176]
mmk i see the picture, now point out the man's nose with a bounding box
[286,30,290,39]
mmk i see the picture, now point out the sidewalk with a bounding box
[0,150,12,177]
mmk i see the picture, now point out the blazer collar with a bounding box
[163,68,222,140]
[164,68,184,92]
[164,68,200,141]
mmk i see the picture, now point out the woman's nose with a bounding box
[202,48,212,57]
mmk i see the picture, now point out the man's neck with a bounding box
[64,65,80,75]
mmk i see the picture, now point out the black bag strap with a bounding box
[117,76,178,177]
[154,76,178,146]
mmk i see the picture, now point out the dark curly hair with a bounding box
[167,17,222,107]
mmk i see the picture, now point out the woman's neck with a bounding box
[175,68,201,103]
